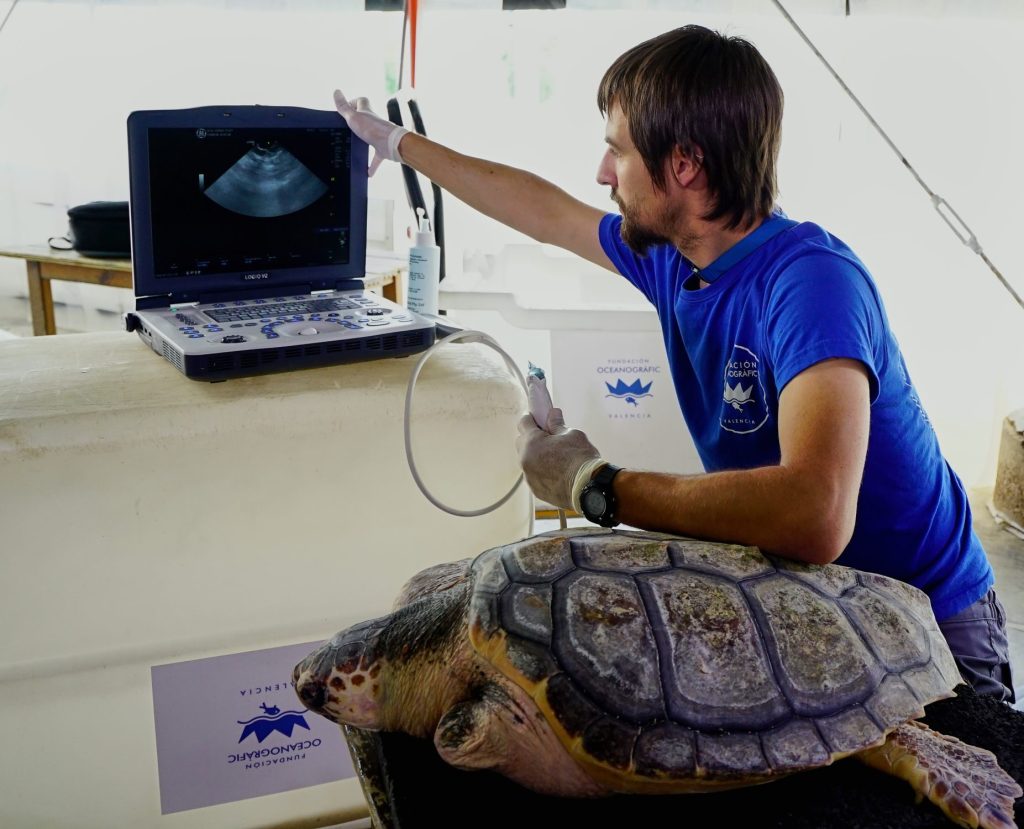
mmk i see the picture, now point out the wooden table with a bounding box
[0,245,131,335]
[0,244,403,336]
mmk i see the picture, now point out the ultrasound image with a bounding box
[203,141,329,218]
[147,125,350,278]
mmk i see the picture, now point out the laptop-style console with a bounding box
[124,105,435,381]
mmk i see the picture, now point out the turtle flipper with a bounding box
[434,698,505,770]
[433,683,605,796]
[857,720,1022,829]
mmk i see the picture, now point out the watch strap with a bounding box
[581,463,622,527]
[591,463,622,489]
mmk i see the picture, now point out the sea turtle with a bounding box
[293,528,1021,829]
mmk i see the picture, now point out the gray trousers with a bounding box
[937,588,1016,703]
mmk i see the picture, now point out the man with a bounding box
[334,25,1013,701]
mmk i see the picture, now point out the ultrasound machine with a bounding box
[124,105,436,381]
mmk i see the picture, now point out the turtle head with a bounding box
[294,568,474,736]
[293,616,391,729]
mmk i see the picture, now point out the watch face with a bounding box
[581,488,607,518]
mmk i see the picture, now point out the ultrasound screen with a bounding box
[147,126,351,279]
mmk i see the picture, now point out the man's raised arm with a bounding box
[334,91,613,273]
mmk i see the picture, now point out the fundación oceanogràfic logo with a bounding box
[226,689,326,771]
[598,357,659,419]
[237,702,311,743]
[606,378,653,407]
[721,344,769,434]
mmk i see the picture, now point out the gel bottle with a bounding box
[407,207,440,316]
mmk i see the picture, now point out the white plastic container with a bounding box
[0,331,530,828]
[406,208,440,316]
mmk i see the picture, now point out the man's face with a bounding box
[596,102,673,255]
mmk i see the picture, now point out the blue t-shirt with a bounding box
[599,212,991,620]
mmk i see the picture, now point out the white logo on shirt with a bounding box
[724,381,753,409]
[721,345,770,434]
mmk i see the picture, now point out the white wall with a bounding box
[0,0,1021,485]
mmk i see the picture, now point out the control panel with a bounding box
[167,293,419,347]
[127,288,436,380]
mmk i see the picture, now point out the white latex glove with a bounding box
[516,408,604,511]
[333,90,409,176]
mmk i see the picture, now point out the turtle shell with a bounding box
[467,528,961,792]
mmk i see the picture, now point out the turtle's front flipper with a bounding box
[432,682,605,796]
[434,698,504,770]
[857,720,1022,829]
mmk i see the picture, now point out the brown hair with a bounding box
[597,25,783,231]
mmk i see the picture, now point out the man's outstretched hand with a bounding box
[333,90,408,176]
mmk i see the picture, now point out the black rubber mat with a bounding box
[348,685,1023,829]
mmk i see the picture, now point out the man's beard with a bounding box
[613,191,698,258]
[613,191,671,256]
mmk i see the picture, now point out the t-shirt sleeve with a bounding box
[764,253,885,402]
[598,212,657,304]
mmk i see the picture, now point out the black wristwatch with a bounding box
[579,463,622,528]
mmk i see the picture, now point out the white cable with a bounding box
[403,328,529,518]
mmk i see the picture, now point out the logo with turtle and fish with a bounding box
[237,701,312,744]
[721,344,770,434]
[605,377,653,407]
[598,357,659,416]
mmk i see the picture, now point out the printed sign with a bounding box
[550,329,702,477]
[152,640,354,814]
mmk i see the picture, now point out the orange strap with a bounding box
[409,0,419,87]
